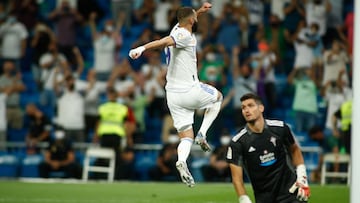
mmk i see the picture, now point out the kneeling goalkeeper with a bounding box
[226,93,310,203]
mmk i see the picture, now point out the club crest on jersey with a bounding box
[177,33,184,40]
[248,146,256,152]
[270,136,277,147]
[259,150,277,167]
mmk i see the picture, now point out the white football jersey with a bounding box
[165,23,199,92]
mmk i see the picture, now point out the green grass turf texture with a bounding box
[0,180,349,203]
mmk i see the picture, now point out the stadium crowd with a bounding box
[0,0,354,182]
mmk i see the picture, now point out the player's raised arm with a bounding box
[128,36,175,59]
[196,2,212,17]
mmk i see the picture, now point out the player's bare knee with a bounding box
[178,124,192,133]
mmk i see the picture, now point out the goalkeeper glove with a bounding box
[129,46,145,59]
[238,195,252,203]
[289,164,310,201]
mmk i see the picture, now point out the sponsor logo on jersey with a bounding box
[259,150,277,166]
[248,146,256,152]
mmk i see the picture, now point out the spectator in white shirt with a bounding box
[56,74,85,142]
[39,42,69,111]
[75,69,107,140]
[89,12,123,81]
[322,40,349,86]
[304,0,331,37]
[0,15,28,70]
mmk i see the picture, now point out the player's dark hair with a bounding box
[177,7,194,22]
[240,93,263,105]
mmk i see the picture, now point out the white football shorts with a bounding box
[166,82,219,130]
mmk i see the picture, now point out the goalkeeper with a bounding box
[226,93,310,203]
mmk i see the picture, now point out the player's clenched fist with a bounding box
[128,46,145,59]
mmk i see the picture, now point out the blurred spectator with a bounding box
[199,45,229,88]
[231,47,256,130]
[107,62,138,147]
[128,82,155,143]
[93,87,131,180]
[149,133,179,181]
[30,23,56,87]
[153,0,172,37]
[213,3,241,54]
[0,93,7,151]
[108,60,137,103]
[10,0,39,33]
[131,0,155,26]
[39,129,82,179]
[322,40,349,87]
[288,68,318,133]
[307,23,324,85]
[308,125,340,183]
[0,15,28,70]
[141,50,167,119]
[321,69,352,137]
[323,0,343,46]
[267,14,285,63]
[25,103,52,154]
[304,0,331,37]
[250,40,277,111]
[89,12,123,81]
[0,61,25,129]
[283,0,305,41]
[56,74,85,142]
[53,47,84,94]
[39,42,69,109]
[48,0,83,67]
[243,0,264,51]
[201,132,231,182]
[332,99,352,154]
[111,0,133,30]
[202,0,225,18]
[270,0,288,22]
[292,20,314,70]
[75,69,106,141]
[167,0,181,28]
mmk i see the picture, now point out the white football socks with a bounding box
[177,137,193,162]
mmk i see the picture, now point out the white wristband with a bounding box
[296,164,307,178]
[137,46,145,53]
[239,195,252,203]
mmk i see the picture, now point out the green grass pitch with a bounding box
[0,180,349,203]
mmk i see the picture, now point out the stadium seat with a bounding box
[82,147,116,182]
[0,154,19,177]
[321,153,351,185]
[19,154,43,178]
[134,151,158,181]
